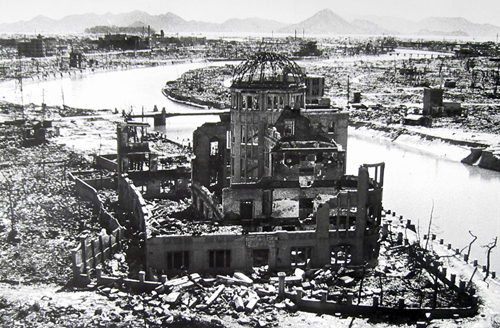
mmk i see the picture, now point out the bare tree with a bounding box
[483,237,497,281]
[460,230,477,260]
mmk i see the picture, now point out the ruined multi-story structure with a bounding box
[116,121,191,202]
[17,35,47,57]
[147,52,384,275]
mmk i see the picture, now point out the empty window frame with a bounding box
[166,251,190,270]
[209,250,231,268]
[284,119,295,136]
[290,247,313,268]
[331,245,351,265]
[160,180,175,194]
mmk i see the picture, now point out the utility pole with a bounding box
[346,75,350,104]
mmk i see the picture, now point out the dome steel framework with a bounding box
[231,52,305,89]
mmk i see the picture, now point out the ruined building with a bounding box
[147,52,384,275]
[116,121,191,205]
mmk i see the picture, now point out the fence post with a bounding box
[91,239,98,269]
[295,288,303,304]
[116,228,122,251]
[139,271,145,283]
[72,249,81,279]
[80,237,88,272]
[96,265,102,284]
[99,235,105,262]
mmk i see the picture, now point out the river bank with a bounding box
[0,50,203,83]
[350,120,500,171]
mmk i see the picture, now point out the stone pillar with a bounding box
[315,203,331,267]
[382,224,389,239]
[268,246,277,271]
[295,288,303,303]
[80,237,88,272]
[353,166,369,265]
[397,232,403,245]
[346,293,353,305]
[278,272,286,298]
[96,265,102,284]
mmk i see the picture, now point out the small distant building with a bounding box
[422,88,443,116]
[295,40,322,57]
[350,91,361,104]
[423,88,462,117]
[304,75,325,105]
[98,34,149,50]
[69,51,83,68]
[17,35,46,57]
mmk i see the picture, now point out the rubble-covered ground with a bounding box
[305,55,500,135]
[0,126,102,285]
[168,56,500,138]
[164,65,234,109]
[66,220,483,328]
[0,127,497,328]
[146,198,242,237]
[1,53,500,326]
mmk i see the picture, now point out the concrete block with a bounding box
[206,285,225,306]
[165,292,182,304]
[284,299,297,311]
[245,298,258,313]
[234,296,245,312]
[234,272,253,285]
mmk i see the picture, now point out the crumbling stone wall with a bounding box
[70,172,120,232]
[118,175,151,232]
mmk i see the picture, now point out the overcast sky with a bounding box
[1,0,500,26]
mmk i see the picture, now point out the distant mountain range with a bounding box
[1,9,500,37]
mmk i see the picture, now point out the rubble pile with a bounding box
[95,271,289,327]
[146,199,242,236]
[90,221,469,328]
[0,293,148,328]
[0,133,101,284]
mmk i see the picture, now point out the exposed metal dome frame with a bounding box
[231,52,305,89]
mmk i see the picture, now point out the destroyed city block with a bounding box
[61,52,481,326]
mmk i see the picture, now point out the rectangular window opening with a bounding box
[209,250,231,268]
[166,251,190,270]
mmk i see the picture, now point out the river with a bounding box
[1,60,499,273]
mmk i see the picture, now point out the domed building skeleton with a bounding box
[147,52,385,274]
